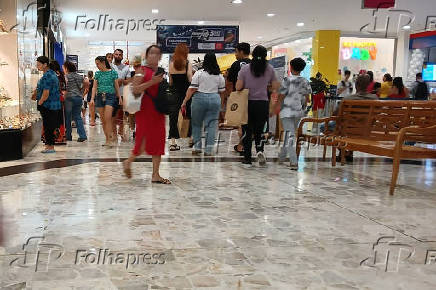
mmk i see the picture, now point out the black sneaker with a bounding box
[77,138,87,142]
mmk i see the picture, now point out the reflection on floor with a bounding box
[0,124,435,289]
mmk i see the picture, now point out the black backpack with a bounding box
[415,81,429,100]
[151,68,178,115]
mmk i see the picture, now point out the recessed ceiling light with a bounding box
[152,9,159,14]
[297,22,305,27]
[231,0,243,4]
[284,42,289,45]
[198,21,205,25]
[257,36,263,39]
[402,25,411,30]
[295,39,301,43]
[267,13,276,17]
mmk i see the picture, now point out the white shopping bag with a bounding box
[123,83,142,114]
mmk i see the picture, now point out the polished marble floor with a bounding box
[0,122,435,290]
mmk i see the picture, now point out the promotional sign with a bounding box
[341,42,377,61]
[66,55,78,68]
[268,55,287,80]
[362,0,395,9]
[156,25,239,54]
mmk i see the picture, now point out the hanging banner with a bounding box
[156,25,239,54]
[66,55,78,68]
[362,0,395,9]
[269,55,287,80]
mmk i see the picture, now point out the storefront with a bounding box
[338,36,395,81]
[271,37,314,80]
[407,31,436,95]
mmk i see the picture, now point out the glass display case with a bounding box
[0,0,43,131]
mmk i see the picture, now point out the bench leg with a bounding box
[296,140,301,161]
[323,144,327,161]
[340,148,346,166]
[390,157,400,195]
[332,146,336,167]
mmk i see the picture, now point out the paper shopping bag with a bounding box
[177,110,190,138]
[123,83,142,114]
[225,89,248,127]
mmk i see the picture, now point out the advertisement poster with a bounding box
[157,25,239,54]
[269,55,287,80]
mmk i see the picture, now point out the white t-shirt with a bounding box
[337,80,353,98]
[189,69,225,94]
[112,63,130,95]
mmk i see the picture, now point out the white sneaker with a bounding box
[257,152,267,167]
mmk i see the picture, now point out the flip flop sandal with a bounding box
[123,160,132,179]
[169,144,181,151]
[234,145,243,153]
[152,178,171,184]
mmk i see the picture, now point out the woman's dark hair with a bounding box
[95,56,111,69]
[367,71,374,82]
[202,53,220,75]
[88,71,94,78]
[49,60,66,89]
[63,61,77,73]
[392,77,405,94]
[384,73,392,82]
[36,56,50,65]
[250,45,268,77]
[146,45,162,57]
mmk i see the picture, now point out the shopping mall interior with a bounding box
[1,0,436,289]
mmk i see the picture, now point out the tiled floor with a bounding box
[0,123,435,289]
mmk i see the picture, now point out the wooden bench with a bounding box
[297,100,436,195]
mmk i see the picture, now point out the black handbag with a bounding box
[151,68,178,115]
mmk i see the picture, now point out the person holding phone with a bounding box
[123,45,171,184]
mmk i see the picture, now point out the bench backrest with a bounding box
[336,100,436,142]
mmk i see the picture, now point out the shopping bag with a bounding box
[177,110,190,138]
[123,83,142,114]
[224,89,248,126]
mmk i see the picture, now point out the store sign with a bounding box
[362,0,395,9]
[156,25,239,53]
[341,42,377,61]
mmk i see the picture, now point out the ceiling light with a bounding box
[231,0,243,4]
[267,13,276,17]
[297,22,305,27]
[295,40,301,43]
[152,9,159,14]
[284,43,289,45]
[257,36,263,39]
[402,25,411,30]
[198,21,205,25]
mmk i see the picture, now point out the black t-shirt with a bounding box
[227,58,251,91]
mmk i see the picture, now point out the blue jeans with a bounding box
[191,92,221,154]
[65,96,87,140]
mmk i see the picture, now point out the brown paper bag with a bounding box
[177,110,190,138]
[225,89,249,127]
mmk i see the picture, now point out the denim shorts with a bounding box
[95,92,118,108]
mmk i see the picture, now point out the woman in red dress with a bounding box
[123,45,170,184]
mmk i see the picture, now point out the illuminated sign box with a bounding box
[362,0,395,9]
[341,42,377,60]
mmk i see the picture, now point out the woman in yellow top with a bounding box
[379,73,393,98]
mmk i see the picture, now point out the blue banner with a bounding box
[157,25,239,54]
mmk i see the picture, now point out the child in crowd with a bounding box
[273,58,312,170]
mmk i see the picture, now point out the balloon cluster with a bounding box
[406,49,425,86]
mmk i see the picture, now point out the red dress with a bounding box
[132,66,166,156]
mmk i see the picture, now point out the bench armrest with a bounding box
[297,116,338,136]
[395,125,436,148]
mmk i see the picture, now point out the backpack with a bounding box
[415,81,429,100]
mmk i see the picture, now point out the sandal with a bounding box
[123,160,132,179]
[152,178,171,184]
[189,141,194,148]
[169,144,181,151]
[234,144,244,153]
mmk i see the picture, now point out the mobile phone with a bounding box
[155,67,165,76]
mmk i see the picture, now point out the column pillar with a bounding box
[311,30,341,84]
